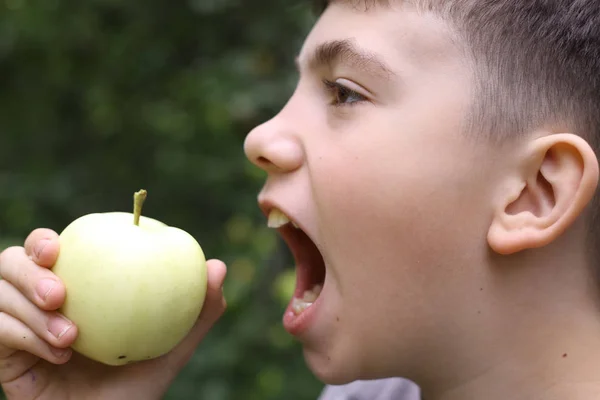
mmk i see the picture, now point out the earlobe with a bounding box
[487,133,599,255]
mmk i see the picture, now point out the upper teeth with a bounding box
[268,208,300,229]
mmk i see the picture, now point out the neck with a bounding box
[426,319,600,400]
[417,236,600,400]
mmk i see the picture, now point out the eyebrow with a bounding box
[295,39,395,80]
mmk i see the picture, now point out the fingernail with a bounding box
[48,314,72,339]
[36,279,57,301]
[50,346,71,358]
[34,239,51,260]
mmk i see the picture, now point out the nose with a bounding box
[243,115,304,174]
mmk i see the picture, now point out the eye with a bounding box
[323,79,368,107]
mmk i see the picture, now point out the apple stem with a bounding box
[133,189,147,226]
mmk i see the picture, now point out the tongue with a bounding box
[291,284,322,315]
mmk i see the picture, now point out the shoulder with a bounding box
[318,378,420,400]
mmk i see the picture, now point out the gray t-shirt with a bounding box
[318,378,421,400]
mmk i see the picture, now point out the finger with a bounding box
[0,280,77,350]
[23,228,60,268]
[0,247,66,311]
[0,312,72,365]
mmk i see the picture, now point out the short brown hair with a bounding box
[315,0,600,265]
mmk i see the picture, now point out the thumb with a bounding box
[196,258,228,325]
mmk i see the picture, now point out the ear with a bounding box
[487,133,599,255]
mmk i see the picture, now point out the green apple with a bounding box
[52,189,208,366]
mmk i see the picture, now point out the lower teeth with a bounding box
[292,284,322,315]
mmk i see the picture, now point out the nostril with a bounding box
[257,156,272,168]
[249,140,303,173]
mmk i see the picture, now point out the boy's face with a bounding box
[245,2,503,384]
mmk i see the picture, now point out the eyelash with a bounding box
[322,79,367,107]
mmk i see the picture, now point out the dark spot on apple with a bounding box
[118,355,127,359]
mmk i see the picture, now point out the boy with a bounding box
[1,0,600,399]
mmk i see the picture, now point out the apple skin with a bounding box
[52,211,208,366]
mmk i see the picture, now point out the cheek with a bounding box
[311,137,490,309]
[315,153,438,295]
[308,142,495,377]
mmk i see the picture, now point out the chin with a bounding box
[303,343,410,386]
[302,346,365,385]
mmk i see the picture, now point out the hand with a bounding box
[0,228,227,400]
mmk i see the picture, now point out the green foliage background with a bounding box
[0,1,324,398]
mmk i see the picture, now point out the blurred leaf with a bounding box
[258,366,285,397]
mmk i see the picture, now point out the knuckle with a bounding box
[0,279,10,293]
[0,247,23,270]
[0,280,16,303]
[0,312,11,332]
[0,281,15,313]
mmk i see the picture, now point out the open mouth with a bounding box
[268,208,326,317]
